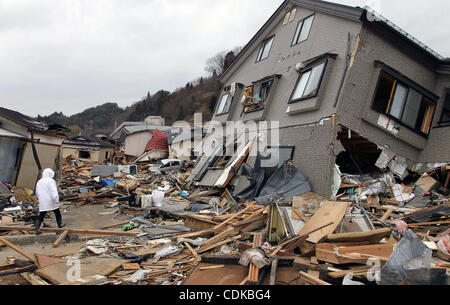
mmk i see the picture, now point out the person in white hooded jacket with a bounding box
[35,168,65,235]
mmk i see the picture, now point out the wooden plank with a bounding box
[328,266,372,278]
[184,215,218,230]
[184,242,199,257]
[199,265,225,271]
[296,201,349,244]
[52,230,69,248]
[198,227,239,252]
[406,220,450,227]
[321,228,392,244]
[232,215,266,227]
[299,271,331,285]
[269,259,278,285]
[380,208,394,221]
[100,221,130,230]
[0,237,35,262]
[0,226,138,237]
[212,206,253,232]
[20,272,50,285]
[197,234,242,254]
[316,243,393,265]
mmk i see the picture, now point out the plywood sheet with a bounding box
[35,257,123,285]
[296,201,349,244]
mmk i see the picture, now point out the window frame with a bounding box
[291,14,315,47]
[79,150,91,159]
[437,90,450,127]
[215,91,233,116]
[371,68,438,137]
[288,59,328,104]
[256,35,275,63]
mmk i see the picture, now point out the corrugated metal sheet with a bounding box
[145,129,168,151]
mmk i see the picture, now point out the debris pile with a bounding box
[0,150,448,285]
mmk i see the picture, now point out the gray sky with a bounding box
[1,0,449,117]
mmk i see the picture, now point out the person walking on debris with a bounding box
[35,168,65,235]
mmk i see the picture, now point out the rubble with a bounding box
[0,146,449,286]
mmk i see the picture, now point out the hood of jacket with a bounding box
[42,168,55,179]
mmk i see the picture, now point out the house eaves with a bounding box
[219,0,448,82]
[219,0,363,83]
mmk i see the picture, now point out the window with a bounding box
[216,92,233,115]
[290,61,327,102]
[372,71,437,135]
[283,8,297,25]
[241,76,279,114]
[438,92,450,127]
[79,150,91,159]
[292,15,314,46]
[256,36,274,62]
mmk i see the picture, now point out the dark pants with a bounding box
[35,208,62,231]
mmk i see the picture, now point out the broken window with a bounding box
[79,150,91,159]
[438,91,450,127]
[216,90,233,116]
[292,14,314,46]
[241,76,276,115]
[256,35,274,62]
[372,70,437,136]
[290,60,326,102]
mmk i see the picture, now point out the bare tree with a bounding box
[204,51,227,76]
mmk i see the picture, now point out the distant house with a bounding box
[168,126,205,162]
[0,107,69,189]
[62,135,116,163]
[135,129,169,162]
[110,116,167,144]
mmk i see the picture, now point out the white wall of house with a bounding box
[124,130,153,157]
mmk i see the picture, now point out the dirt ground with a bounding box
[0,203,131,266]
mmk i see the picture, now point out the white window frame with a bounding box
[256,36,275,62]
[292,14,315,46]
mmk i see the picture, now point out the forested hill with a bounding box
[38,48,240,136]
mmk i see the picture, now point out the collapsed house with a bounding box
[61,135,116,164]
[0,107,69,189]
[205,0,450,199]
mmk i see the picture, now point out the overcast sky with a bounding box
[1,0,449,117]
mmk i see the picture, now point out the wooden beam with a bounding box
[52,230,69,248]
[0,226,138,237]
[212,206,253,232]
[299,271,331,285]
[269,259,278,285]
[0,237,35,263]
[100,221,130,230]
[20,272,50,285]
[199,265,225,271]
[197,234,242,254]
[184,242,199,257]
[380,208,394,222]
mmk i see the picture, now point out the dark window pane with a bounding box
[402,89,422,128]
[373,72,395,113]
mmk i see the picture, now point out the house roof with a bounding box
[0,107,69,135]
[145,129,168,152]
[220,0,448,81]
[63,135,116,148]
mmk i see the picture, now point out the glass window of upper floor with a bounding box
[289,60,327,102]
[438,91,450,127]
[256,36,275,62]
[292,14,315,46]
[372,71,437,136]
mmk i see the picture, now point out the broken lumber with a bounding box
[52,230,69,248]
[0,237,35,262]
[20,272,50,285]
[299,271,331,285]
[0,226,138,237]
[321,228,391,243]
